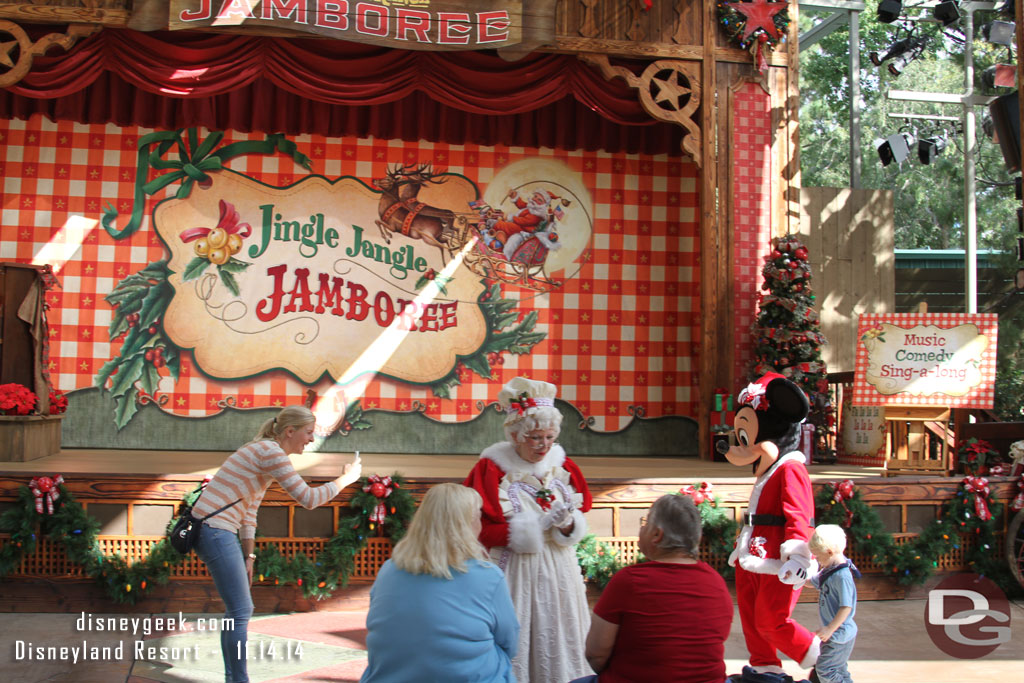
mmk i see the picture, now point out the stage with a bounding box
[0,448,885,481]
[0,450,1017,612]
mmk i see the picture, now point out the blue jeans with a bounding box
[815,636,855,683]
[196,524,254,683]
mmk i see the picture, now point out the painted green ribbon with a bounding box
[102,128,313,240]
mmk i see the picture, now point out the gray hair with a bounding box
[647,494,702,556]
[504,407,563,444]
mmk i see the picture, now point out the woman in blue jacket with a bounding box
[361,483,520,682]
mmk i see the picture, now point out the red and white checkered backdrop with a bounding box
[0,115,700,432]
[732,82,773,389]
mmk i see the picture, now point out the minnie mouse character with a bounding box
[724,372,820,683]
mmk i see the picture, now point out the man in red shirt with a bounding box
[573,494,734,683]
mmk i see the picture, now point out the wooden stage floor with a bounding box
[0,448,888,483]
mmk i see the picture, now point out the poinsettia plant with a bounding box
[957,437,1002,475]
[48,390,68,415]
[0,383,38,416]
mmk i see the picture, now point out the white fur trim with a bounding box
[507,510,544,554]
[481,441,566,480]
[800,637,821,668]
[732,451,808,575]
[550,508,587,547]
[738,554,784,574]
[780,538,811,564]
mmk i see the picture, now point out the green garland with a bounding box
[575,484,741,587]
[0,474,416,604]
[0,484,184,604]
[576,535,623,588]
[816,480,1019,596]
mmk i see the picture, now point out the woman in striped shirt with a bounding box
[192,404,362,683]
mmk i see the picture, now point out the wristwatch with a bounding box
[247,553,257,560]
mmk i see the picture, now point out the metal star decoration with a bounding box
[732,0,786,42]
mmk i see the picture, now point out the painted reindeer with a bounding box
[373,163,460,264]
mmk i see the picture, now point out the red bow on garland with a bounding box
[1011,473,1024,512]
[830,479,855,527]
[29,474,64,515]
[363,475,397,528]
[961,476,991,522]
[680,481,714,505]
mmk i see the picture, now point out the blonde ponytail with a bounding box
[249,405,315,444]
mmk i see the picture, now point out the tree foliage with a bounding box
[800,1,1024,418]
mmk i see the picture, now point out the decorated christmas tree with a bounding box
[749,234,836,462]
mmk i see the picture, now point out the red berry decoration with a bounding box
[794,246,809,260]
[424,269,436,281]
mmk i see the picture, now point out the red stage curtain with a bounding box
[0,29,684,155]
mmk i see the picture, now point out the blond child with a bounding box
[807,524,860,683]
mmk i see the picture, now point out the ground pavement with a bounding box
[1,598,1022,682]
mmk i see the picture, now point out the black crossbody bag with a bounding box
[168,483,241,555]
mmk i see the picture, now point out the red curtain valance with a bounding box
[0,28,684,154]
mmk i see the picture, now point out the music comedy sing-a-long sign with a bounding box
[169,0,535,51]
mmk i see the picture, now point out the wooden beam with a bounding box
[0,4,129,26]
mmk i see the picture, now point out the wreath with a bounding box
[717,0,791,71]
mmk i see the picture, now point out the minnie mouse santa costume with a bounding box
[725,372,820,683]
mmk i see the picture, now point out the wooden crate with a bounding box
[0,414,63,461]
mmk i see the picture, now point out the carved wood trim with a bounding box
[729,67,769,97]
[578,0,598,38]
[0,21,98,87]
[578,52,702,167]
[672,0,686,45]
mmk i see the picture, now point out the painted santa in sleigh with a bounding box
[464,187,567,291]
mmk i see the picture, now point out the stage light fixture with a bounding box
[918,136,947,164]
[983,115,996,139]
[877,0,903,23]
[877,132,914,166]
[981,20,1015,47]
[870,36,926,68]
[933,0,961,27]
[981,64,1017,89]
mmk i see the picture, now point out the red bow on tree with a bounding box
[363,475,397,533]
[961,476,991,522]
[830,479,855,527]
[30,474,64,515]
